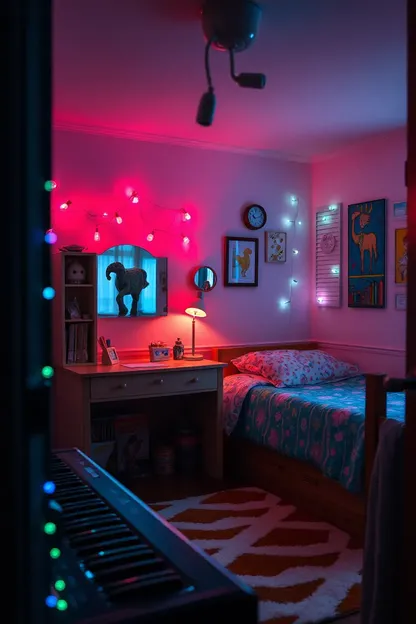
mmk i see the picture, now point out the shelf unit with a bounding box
[53,252,97,366]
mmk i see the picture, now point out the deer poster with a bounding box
[347,199,386,308]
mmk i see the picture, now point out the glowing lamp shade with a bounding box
[185,302,206,318]
[184,296,206,361]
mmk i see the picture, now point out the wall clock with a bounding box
[243,204,267,230]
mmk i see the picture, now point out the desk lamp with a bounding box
[184,293,206,361]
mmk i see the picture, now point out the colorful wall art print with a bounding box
[265,231,287,263]
[348,199,386,308]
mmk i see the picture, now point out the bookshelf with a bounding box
[53,252,97,366]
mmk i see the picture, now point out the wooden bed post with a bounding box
[365,374,387,495]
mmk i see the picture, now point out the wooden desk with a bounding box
[53,359,226,479]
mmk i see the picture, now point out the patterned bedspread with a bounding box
[223,374,405,493]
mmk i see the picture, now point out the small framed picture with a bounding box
[108,347,119,363]
[395,293,407,311]
[101,345,119,365]
[395,228,408,284]
[393,201,407,218]
[265,231,287,263]
[224,236,258,287]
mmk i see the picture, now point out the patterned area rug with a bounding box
[151,487,362,624]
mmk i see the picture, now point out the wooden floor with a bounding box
[127,474,239,503]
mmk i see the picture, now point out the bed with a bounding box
[213,341,405,537]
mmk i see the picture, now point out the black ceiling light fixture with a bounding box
[196,0,266,127]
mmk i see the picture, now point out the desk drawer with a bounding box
[90,368,218,401]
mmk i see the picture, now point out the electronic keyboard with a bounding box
[47,449,258,623]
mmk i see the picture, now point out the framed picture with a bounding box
[395,293,407,311]
[347,199,386,308]
[98,337,120,365]
[265,231,287,263]
[224,236,258,287]
[393,201,407,218]
[395,228,408,284]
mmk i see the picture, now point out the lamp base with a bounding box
[183,353,204,361]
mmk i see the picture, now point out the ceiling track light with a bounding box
[196,39,216,127]
[229,49,266,89]
[196,0,266,126]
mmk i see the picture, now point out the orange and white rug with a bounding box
[151,487,362,624]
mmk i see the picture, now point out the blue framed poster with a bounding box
[347,199,386,308]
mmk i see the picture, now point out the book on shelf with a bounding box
[66,322,89,364]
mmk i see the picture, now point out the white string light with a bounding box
[52,183,193,244]
[127,188,192,219]
[129,190,140,204]
[280,195,301,309]
[85,209,124,242]
[126,189,192,245]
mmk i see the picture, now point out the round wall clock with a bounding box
[243,204,267,230]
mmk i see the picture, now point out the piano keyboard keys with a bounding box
[64,513,119,533]
[75,535,139,557]
[106,570,185,601]
[87,546,158,569]
[50,454,189,606]
[83,544,152,568]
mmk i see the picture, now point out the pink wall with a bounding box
[311,128,407,373]
[52,129,311,351]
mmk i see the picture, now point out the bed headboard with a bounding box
[213,341,319,377]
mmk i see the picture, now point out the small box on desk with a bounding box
[149,343,170,362]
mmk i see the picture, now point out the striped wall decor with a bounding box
[316,203,342,307]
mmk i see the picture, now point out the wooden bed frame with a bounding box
[213,341,388,538]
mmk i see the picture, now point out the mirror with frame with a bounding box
[193,266,217,292]
[97,244,168,317]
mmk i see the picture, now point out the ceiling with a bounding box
[53,0,406,161]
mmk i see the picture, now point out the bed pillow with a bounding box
[231,349,359,387]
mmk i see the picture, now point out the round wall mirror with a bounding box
[193,266,217,292]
